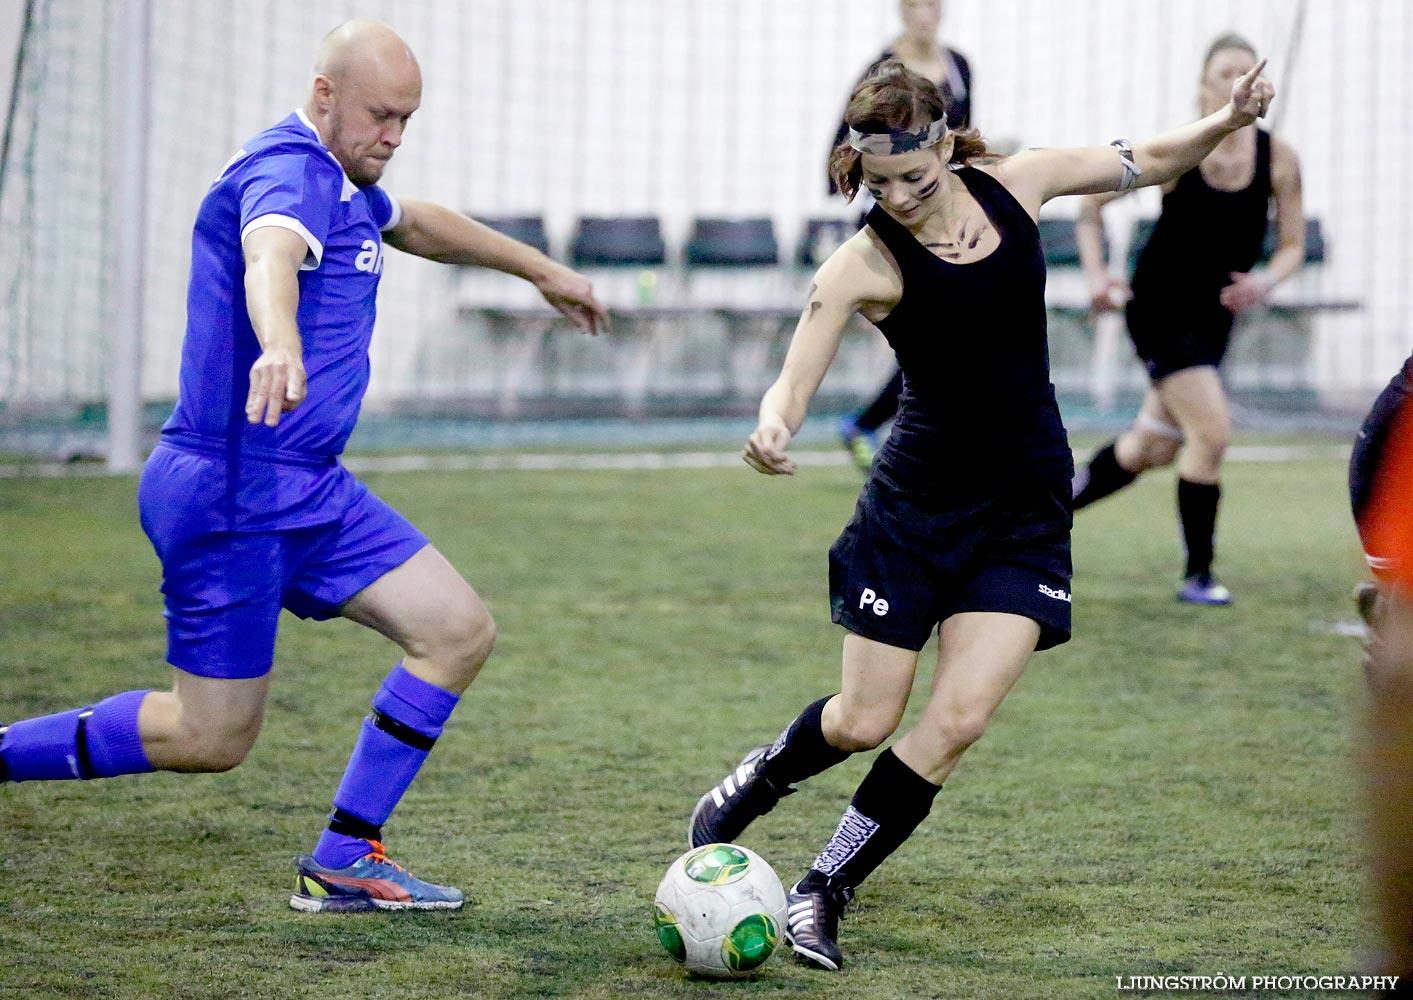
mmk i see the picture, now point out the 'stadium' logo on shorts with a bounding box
[1038,583,1072,603]
[859,587,890,616]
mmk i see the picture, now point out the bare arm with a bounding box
[385,198,608,334]
[1220,137,1306,314]
[996,59,1273,214]
[242,226,310,427]
[744,244,886,475]
[1076,191,1133,312]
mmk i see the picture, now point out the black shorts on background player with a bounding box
[1127,129,1272,380]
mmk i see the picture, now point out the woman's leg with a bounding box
[1072,388,1184,510]
[786,613,1039,970]
[1153,367,1232,589]
[689,634,919,848]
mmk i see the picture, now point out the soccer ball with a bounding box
[653,842,789,977]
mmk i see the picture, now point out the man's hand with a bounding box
[246,342,307,427]
[536,262,609,336]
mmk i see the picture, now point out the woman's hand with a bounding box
[1219,271,1272,314]
[1228,58,1274,128]
[1088,273,1131,314]
[743,418,796,475]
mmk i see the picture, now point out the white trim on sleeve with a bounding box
[380,194,403,232]
[242,213,324,270]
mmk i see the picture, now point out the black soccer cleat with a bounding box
[784,881,853,971]
[688,744,794,849]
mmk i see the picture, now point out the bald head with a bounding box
[315,20,419,84]
[305,21,422,187]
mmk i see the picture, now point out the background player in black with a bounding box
[1069,34,1306,605]
[688,58,1275,971]
[831,0,973,471]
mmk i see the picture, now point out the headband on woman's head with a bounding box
[847,118,948,156]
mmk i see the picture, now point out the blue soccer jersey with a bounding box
[156,110,401,530]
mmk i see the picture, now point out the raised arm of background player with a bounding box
[1074,115,1305,315]
[241,206,609,427]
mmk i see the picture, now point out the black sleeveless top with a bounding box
[1130,128,1272,324]
[865,167,1071,498]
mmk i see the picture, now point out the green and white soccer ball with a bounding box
[653,843,788,977]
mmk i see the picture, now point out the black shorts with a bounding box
[1126,298,1234,382]
[1351,368,1412,575]
[828,475,1073,652]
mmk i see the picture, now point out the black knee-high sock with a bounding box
[1178,478,1221,578]
[1071,440,1138,510]
[759,695,852,787]
[798,748,941,891]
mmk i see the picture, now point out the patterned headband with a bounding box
[847,119,948,155]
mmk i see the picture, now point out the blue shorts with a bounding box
[139,447,428,679]
[829,475,1073,652]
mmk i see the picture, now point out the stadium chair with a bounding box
[567,216,679,416]
[474,214,552,256]
[795,218,858,269]
[1261,217,1326,265]
[570,216,668,268]
[684,217,778,267]
[450,215,559,417]
[682,218,790,400]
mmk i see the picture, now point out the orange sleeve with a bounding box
[1368,402,1413,591]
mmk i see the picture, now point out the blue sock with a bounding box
[1,690,153,782]
[313,664,459,868]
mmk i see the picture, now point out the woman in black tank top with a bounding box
[686,59,1277,971]
[1070,35,1307,606]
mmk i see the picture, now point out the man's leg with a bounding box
[291,544,494,911]
[3,521,282,783]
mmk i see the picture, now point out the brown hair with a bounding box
[1202,32,1258,75]
[828,60,998,201]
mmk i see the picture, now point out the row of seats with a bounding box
[472,214,1327,273]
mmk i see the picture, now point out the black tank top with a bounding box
[865,167,1071,498]
[1131,128,1272,310]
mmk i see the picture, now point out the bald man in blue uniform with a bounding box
[0,20,607,912]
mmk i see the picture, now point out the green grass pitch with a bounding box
[0,444,1374,998]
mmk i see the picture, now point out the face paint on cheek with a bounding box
[916,178,939,200]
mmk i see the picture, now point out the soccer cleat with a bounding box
[838,416,877,472]
[688,744,794,849]
[783,881,853,971]
[290,841,463,912]
[1177,574,1232,606]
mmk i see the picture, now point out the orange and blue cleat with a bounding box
[290,840,464,912]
